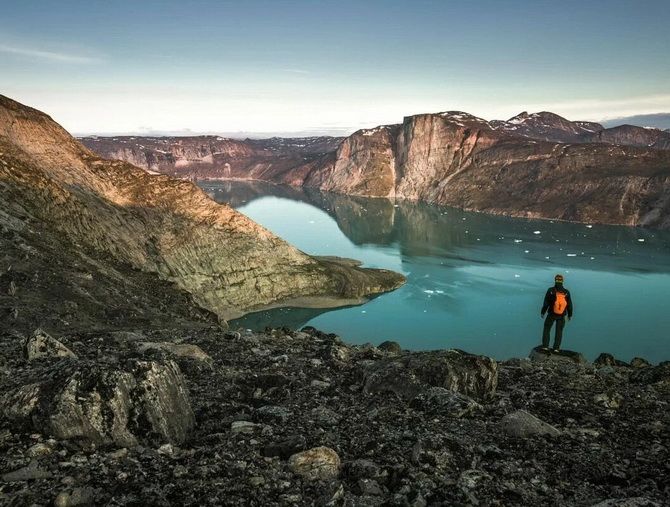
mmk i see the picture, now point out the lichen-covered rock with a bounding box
[501,409,561,438]
[0,360,193,447]
[363,350,498,400]
[23,329,76,361]
[288,447,341,481]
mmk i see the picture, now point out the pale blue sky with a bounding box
[1,0,668,135]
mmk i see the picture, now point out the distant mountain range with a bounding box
[600,113,670,131]
[81,109,670,228]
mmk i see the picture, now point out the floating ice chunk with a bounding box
[361,310,367,314]
[514,274,521,278]
[435,290,444,294]
[514,239,523,243]
[586,225,593,228]
[590,257,595,260]
[423,290,435,294]
[637,238,645,242]
[545,256,550,259]
[567,253,577,257]
[524,250,530,253]
[533,231,541,235]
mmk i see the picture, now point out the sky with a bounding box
[1,0,669,136]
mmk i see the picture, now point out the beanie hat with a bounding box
[554,274,564,284]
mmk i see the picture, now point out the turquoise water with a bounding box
[203,181,670,362]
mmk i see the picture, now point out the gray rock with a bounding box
[0,360,194,447]
[256,405,293,424]
[231,421,262,434]
[53,487,95,507]
[358,478,384,496]
[378,341,402,354]
[363,350,498,400]
[262,435,306,459]
[288,446,341,481]
[501,410,561,438]
[311,379,332,390]
[311,406,342,427]
[594,353,629,367]
[590,499,661,507]
[2,462,53,481]
[410,387,482,417]
[593,392,623,409]
[630,362,670,385]
[348,459,382,479]
[135,341,212,363]
[23,329,76,361]
[630,357,651,368]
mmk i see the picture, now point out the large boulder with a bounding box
[630,362,670,386]
[0,359,194,447]
[594,353,629,367]
[501,410,561,438]
[363,350,498,400]
[23,329,76,361]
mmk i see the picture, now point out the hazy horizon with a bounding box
[2,0,669,135]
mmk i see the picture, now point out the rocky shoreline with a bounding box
[1,326,668,506]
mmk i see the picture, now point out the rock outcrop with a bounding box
[1,359,194,446]
[0,94,403,332]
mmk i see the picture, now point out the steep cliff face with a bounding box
[304,112,670,228]
[0,95,403,331]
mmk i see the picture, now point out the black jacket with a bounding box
[541,284,573,318]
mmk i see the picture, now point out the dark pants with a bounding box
[542,314,565,350]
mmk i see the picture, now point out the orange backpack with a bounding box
[553,290,568,315]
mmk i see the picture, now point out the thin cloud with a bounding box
[280,68,311,74]
[0,44,102,64]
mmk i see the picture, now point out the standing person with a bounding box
[540,274,573,352]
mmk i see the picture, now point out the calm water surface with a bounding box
[202,181,670,362]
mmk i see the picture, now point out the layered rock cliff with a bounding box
[0,95,403,332]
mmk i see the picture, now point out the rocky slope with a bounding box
[83,111,670,229]
[1,326,668,506]
[0,94,403,332]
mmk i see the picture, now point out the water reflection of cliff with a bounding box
[203,180,670,274]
